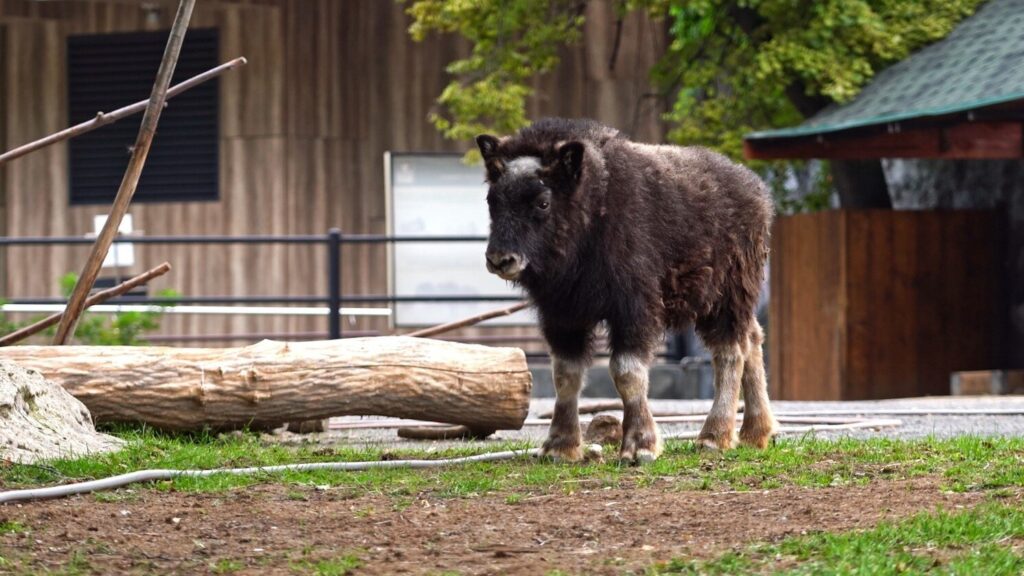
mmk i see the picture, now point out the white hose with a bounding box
[0,448,542,504]
[0,418,902,505]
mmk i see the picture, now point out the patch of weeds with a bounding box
[51,549,94,576]
[0,521,28,535]
[505,493,523,505]
[651,503,1024,575]
[291,552,362,576]
[212,558,245,574]
[392,495,414,511]
[286,490,308,501]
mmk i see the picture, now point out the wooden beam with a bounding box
[744,121,1023,160]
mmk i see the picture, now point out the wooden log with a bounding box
[0,337,532,432]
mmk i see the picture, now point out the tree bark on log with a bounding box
[0,337,532,432]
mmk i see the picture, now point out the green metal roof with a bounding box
[747,0,1024,141]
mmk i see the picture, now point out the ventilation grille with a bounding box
[68,29,219,204]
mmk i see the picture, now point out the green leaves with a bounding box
[405,0,586,143]
[406,0,984,167]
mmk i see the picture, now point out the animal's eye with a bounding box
[537,200,550,211]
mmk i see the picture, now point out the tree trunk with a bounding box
[831,159,893,209]
[0,337,532,432]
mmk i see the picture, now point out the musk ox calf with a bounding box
[477,118,778,463]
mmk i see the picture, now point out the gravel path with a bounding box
[311,395,1024,450]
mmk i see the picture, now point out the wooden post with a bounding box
[53,0,196,345]
[0,57,245,166]
[0,262,171,347]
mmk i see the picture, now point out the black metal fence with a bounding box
[0,229,696,361]
[0,228,521,340]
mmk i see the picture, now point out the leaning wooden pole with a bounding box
[0,57,245,166]
[53,0,196,345]
[0,262,172,347]
[407,301,530,338]
[0,338,533,432]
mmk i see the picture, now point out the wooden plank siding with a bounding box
[770,210,1005,400]
[0,0,667,347]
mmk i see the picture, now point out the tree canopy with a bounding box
[406,0,985,162]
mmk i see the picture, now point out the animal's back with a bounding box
[601,139,773,343]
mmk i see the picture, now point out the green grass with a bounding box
[291,553,362,575]
[650,502,1024,575]
[212,558,244,574]
[0,427,1021,499]
[0,521,28,535]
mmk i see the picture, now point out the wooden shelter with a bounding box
[746,0,1022,400]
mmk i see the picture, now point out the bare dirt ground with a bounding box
[0,476,994,575]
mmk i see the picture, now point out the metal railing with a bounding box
[0,228,521,340]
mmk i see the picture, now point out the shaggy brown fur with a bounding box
[478,118,777,462]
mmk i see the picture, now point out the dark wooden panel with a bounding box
[769,211,843,400]
[0,24,5,295]
[773,210,1006,400]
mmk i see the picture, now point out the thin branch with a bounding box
[0,263,172,347]
[406,301,530,338]
[0,57,246,166]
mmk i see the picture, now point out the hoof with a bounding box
[582,443,605,463]
[695,431,736,452]
[619,429,663,465]
[539,435,584,463]
[739,424,777,449]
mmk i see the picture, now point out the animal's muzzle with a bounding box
[485,251,527,280]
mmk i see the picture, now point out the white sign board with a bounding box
[386,153,534,327]
[93,214,135,268]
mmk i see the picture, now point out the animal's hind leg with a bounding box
[739,321,777,448]
[610,352,663,463]
[697,341,743,451]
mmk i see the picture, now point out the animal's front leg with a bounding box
[610,353,663,463]
[541,355,587,461]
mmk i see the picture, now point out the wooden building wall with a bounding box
[0,0,667,347]
[769,209,1006,400]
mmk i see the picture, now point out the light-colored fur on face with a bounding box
[502,156,542,181]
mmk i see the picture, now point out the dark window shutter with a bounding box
[68,29,219,204]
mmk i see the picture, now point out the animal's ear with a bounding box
[556,141,585,182]
[476,135,505,182]
[476,135,500,160]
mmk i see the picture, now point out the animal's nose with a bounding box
[486,251,519,270]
